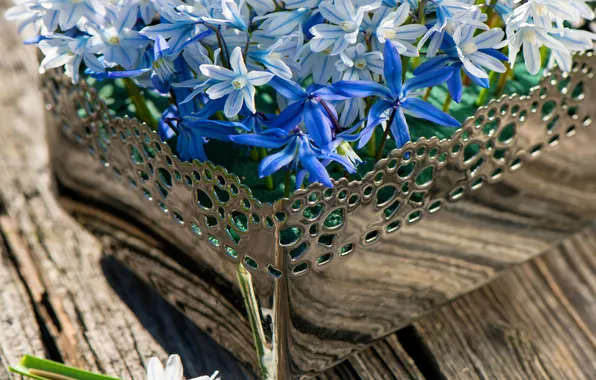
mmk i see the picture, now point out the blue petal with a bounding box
[230,133,292,148]
[266,101,305,132]
[268,76,307,101]
[304,99,334,150]
[91,68,150,79]
[260,137,298,177]
[479,48,508,62]
[384,40,403,97]
[389,108,411,148]
[403,66,454,94]
[358,99,392,148]
[446,69,463,103]
[332,80,393,99]
[412,55,454,75]
[402,98,461,127]
[297,136,333,187]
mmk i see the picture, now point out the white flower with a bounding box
[309,0,381,56]
[500,23,569,74]
[296,46,341,83]
[373,3,427,56]
[454,26,506,79]
[38,34,105,83]
[253,7,311,36]
[39,0,105,31]
[146,355,220,380]
[87,8,150,69]
[200,46,274,117]
[507,0,581,30]
[547,28,596,72]
[249,32,302,79]
[335,43,383,124]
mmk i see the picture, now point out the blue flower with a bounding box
[176,110,247,161]
[334,40,461,149]
[414,28,507,102]
[231,131,357,188]
[266,76,352,151]
[92,32,211,94]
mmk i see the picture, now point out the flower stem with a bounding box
[207,24,231,69]
[442,93,452,113]
[122,77,157,130]
[401,57,410,82]
[423,87,432,101]
[283,170,292,197]
[495,66,512,97]
[367,131,376,157]
[250,147,260,162]
[475,71,498,106]
[376,108,396,161]
[259,148,274,190]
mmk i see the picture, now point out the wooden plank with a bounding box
[410,225,596,380]
[0,221,46,379]
[0,5,249,379]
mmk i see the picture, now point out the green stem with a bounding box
[367,130,376,158]
[236,264,270,378]
[442,93,452,113]
[423,87,432,101]
[401,57,410,82]
[495,67,511,97]
[250,147,260,162]
[259,147,274,190]
[284,170,292,198]
[122,78,157,130]
[475,71,498,106]
[376,108,396,161]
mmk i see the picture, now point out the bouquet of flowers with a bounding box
[6,0,596,200]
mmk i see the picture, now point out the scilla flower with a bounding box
[146,354,220,380]
[309,0,381,55]
[200,47,274,117]
[500,23,568,75]
[334,41,460,148]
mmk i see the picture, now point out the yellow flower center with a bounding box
[354,59,367,69]
[108,36,121,45]
[523,28,537,44]
[460,42,478,55]
[340,21,356,32]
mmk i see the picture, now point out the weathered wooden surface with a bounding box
[2,1,596,379]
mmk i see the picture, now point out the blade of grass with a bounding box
[10,355,121,380]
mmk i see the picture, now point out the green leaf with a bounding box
[9,355,121,380]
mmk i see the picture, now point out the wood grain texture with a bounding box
[410,224,596,380]
[2,1,596,379]
[0,4,249,379]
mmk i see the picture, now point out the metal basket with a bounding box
[43,52,596,379]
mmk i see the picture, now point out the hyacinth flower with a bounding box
[413,27,507,102]
[265,76,354,152]
[334,41,460,149]
[200,47,274,117]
